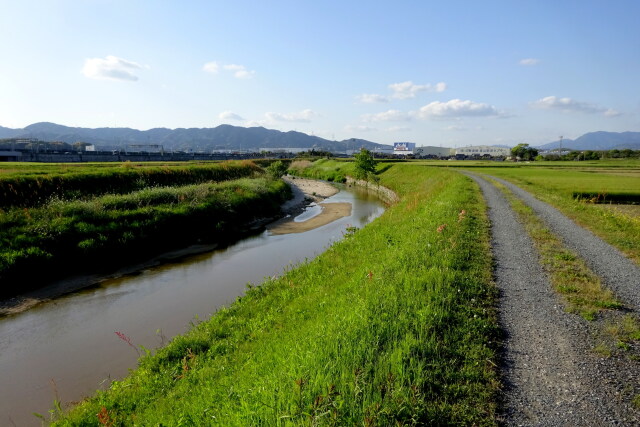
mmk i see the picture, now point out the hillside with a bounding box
[0,122,388,152]
[538,131,640,150]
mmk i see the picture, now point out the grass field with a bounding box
[53,162,499,426]
[433,159,640,265]
[0,160,264,208]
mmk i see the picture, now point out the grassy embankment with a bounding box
[447,160,640,265]
[54,162,499,425]
[0,161,290,297]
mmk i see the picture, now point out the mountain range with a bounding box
[537,131,640,150]
[0,122,387,152]
[1,123,639,152]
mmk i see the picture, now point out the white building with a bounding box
[455,145,510,157]
[415,146,454,157]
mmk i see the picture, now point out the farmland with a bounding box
[447,160,640,264]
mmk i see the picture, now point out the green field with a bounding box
[53,162,499,426]
[0,160,265,208]
[447,160,640,264]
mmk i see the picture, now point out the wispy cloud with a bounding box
[265,109,317,122]
[361,109,412,122]
[345,125,377,132]
[223,64,255,79]
[385,126,411,132]
[82,55,144,81]
[203,61,255,79]
[356,93,389,104]
[418,99,499,119]
[203,62,219,73]
[219,111,244,121]
[389,81,446,99]
[519,58,539,66]
[531,96,620,116]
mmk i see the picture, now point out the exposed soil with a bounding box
[464,172,640,425]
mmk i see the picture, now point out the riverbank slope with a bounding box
[56,163,499,425]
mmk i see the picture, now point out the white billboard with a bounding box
[393,142,416,154]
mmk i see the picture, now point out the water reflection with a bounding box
[0,185,385,426]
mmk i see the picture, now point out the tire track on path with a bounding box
[487,175,640,311]
[464,172,636,425]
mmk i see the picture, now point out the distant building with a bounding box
[415,146,454,158]
[455,145,510,157]
[393,142,416,155]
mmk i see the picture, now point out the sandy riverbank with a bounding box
[268,177,350,235]
[0,177,344,316]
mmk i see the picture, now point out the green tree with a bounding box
[353,148,377,180]
[266,160,288,179]
[511,143,539,161]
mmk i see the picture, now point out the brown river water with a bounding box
[0,185,385,426]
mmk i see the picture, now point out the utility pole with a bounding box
[559,135,563,153]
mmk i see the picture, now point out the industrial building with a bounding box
[455,145,510,157]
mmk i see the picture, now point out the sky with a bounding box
[1,0,639,147]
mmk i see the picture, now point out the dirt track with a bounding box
[465,172,640,425]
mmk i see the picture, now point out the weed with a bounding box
[115,331,140,357]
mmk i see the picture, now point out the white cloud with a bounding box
[389,81,447,99]
[418,99,499,119]
[362,109,412,122]
[356,93,389,104]
[265,109,317,122]
[223,64,255,79]
[385,126,411,132]
[203,62,220,73]
[445,125,468,131]
[531,96,618,116]
[345,125,377,132]
[203,62,255,78]
[219,111,244,121]
[519,58,539,66]
[82,55,144,81]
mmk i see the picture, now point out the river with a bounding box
[0,184,385,426]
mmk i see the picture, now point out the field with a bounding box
[443,160,640,264]
[53,162,499,425]
[0,161,290,298]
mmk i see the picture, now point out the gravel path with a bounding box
[463,172,639,425]
[488,175,640,310]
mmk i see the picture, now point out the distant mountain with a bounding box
[0,126,21,139]
[538,131,640,150]
[0,122,389,152]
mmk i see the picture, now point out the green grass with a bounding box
[0,176,290,297]
[449,160,640,264]
[0,160,262,208]
[488,178,622,320]
[53,162,499,426]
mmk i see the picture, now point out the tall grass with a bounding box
[0,160,261,208]
[0,177,290,297]
[54,163,499,425]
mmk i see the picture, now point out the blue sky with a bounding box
[1,0,638,147]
